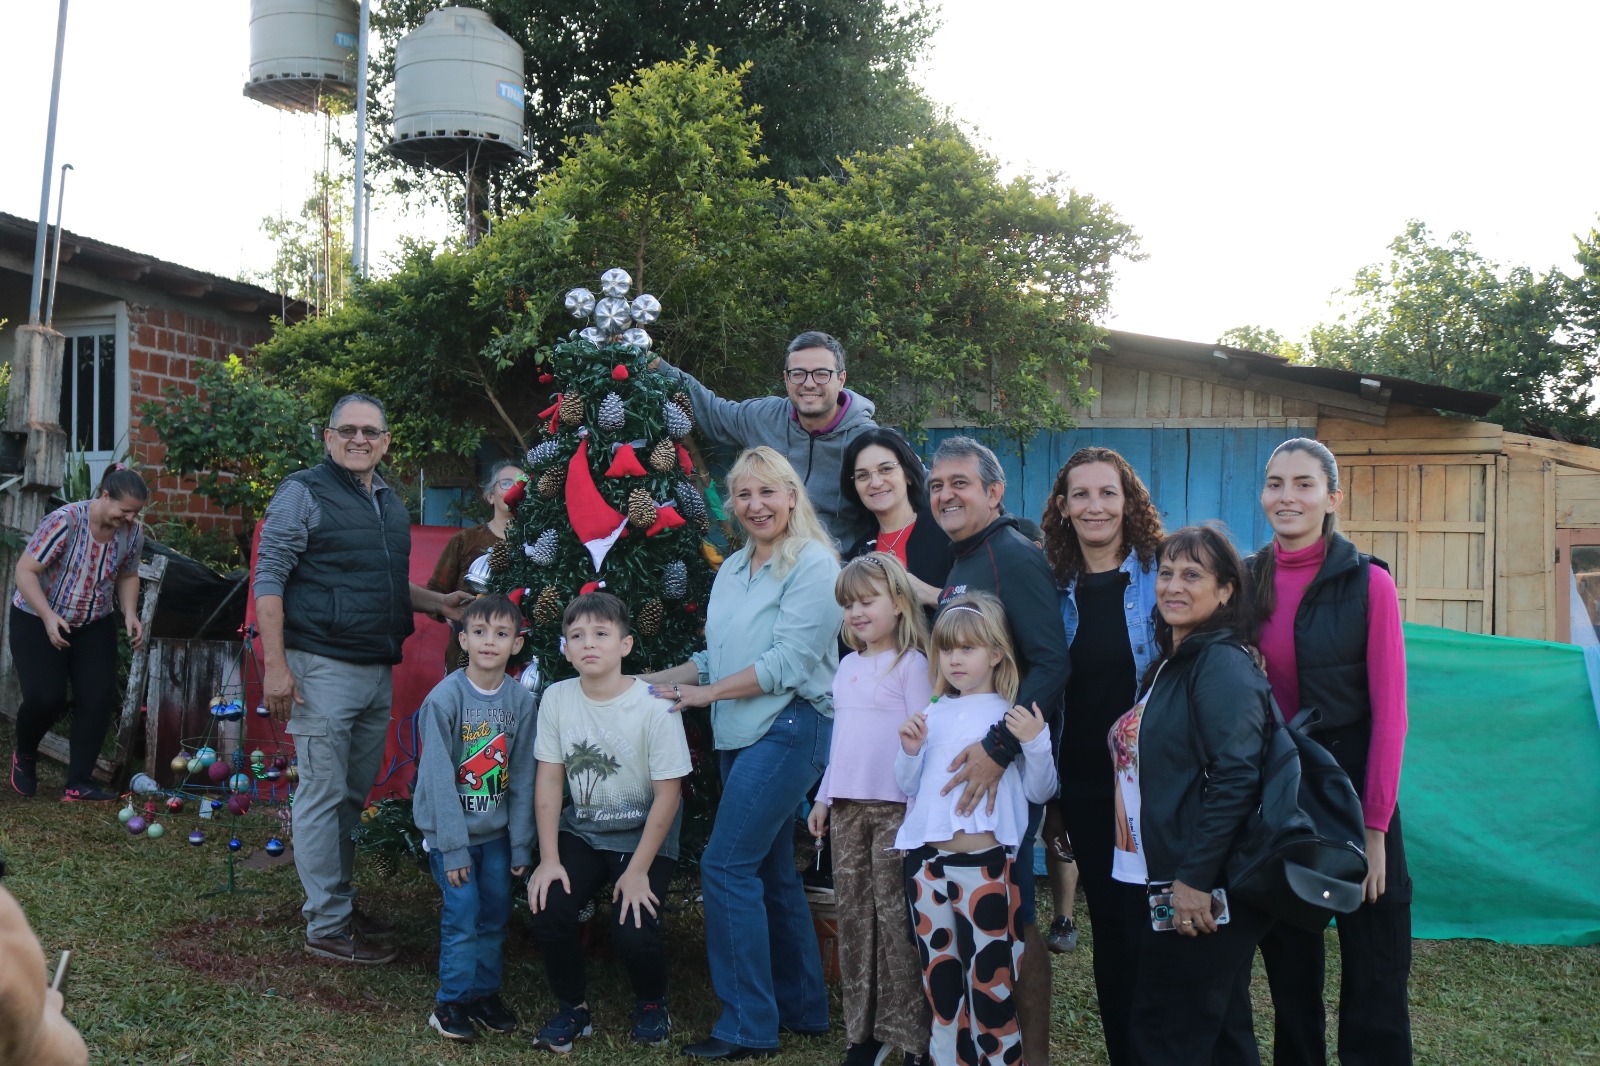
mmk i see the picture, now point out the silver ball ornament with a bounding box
[564,287,596,318]
[622,328,652,351]
[580,327,608,347]
[629,293,661,325]
[594,297,633,334]
[599,267,632,298]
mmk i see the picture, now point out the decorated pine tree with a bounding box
[492,268,719,682]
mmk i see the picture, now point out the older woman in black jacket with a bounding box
[1107,524,1272,1065]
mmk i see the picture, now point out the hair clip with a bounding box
[942,605,983,616]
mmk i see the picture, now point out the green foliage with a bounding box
[257,52,1138,460]
[138,355,323,524]
[147,520,246,572]
[1305,220,1600,438]
[240,168,355,311]
[1218,324,1305,361]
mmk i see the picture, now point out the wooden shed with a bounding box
[928,329,1600,644]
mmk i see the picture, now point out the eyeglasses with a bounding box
[784,367,838,386]
[329,425,388,441]
[852,462,902,484]
[493,478,519,490]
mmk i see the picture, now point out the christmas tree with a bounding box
[491,267,719,683]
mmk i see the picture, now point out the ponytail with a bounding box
[97,464,149,503]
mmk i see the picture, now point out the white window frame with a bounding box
[54,304,130,491]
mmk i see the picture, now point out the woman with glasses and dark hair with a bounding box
[837,428,953,621]
[427,462,524,673]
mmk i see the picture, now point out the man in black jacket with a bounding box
[927,435,1071,1066]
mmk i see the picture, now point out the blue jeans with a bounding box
[702,698,832,1048]
[428,835,512,1005]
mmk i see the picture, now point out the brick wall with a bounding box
[128,303,276,532]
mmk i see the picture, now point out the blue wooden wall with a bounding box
[922,427,1294,554]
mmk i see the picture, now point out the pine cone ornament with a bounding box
[488,541,512,573]
[648,438,677,473]
[526,439,561,467]
[663,400,692,439]
[637,598,664,637]
[537,466,566,498]
[663,560,688,599]
[526,529,559,566]
[559,391,585,427]
[627,488,658,530]
[671,392,696,430]
[598,392,625,431]
[369,853,396,880]
[675,481,708,530]
[534,586,563,625]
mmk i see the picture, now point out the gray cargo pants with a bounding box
[285,649,394,940]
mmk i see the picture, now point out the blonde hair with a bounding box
[929,591,1018,704]
[726,446,838,575]
[835,554,929,667]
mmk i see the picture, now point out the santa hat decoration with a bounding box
[507,587,531,607]
[579,580,606,596]
[501,475,529,511]
[604,441,649,478]
[676,443,695,477]
[566,439,628,571]
[644,501,687,538]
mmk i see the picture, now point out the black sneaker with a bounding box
[61,783,116,803]
[10,752,37,797]
[1046,914,1078,953]
[532,1001,592,1053]
[429,1001,479,1041]
[466,992,518,1033]
[629,998,671,1046]
[841,1038,885,1066]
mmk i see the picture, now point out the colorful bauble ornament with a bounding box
[637,598,664,637]
[630,293,662,325]
[166,796,184,813]
[265,838,286,858]
[126,816,148,836]
[598,392,625,430]
[254,704,271,718]
[231,749,246,771]
[251,749,266,765]
[611,363,631,380]
[594,297,632,333]
[228,794,252,816]
[527,529,559,567]
[580,327,607,347]
[663,560,689,599]
[559,391,585,427]
[622,328,652,351]
[196,747,217,768]
[627,488,658,530]
[648,438,678,474]
[118,805,136,824]
[229,838,243,852]
[663,401,692,439]
[538,371,555,384]
[527,439,561,467]
[146,822,165,839]
[265,767,282,782]
[488,541,512,573]
[171,752,190,773]
[207,761,231,784]
[189,830,206,846]
[564,287,596,318]
[286,766,299,785]
[534,586,563,625]
[537,466,565,499]
[599,267,632,298]
[229,773,251,792]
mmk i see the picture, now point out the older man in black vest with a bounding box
[254,394,473,964]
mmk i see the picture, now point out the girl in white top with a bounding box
[808,554,933,1066]
[893,591,1055,1066]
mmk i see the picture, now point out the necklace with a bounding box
[877,521,914,555]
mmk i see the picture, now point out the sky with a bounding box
[3,0,1596,345]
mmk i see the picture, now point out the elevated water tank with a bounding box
[386,7,529,171]
[243,0,359,113]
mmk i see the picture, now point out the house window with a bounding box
[54,317,127,489]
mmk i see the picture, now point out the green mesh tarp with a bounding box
[1401,623,1600,945]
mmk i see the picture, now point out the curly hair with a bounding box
[1039,447,1163,586]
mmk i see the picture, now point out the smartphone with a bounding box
[1149,884,1232,931]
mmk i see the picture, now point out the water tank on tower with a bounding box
[243,0,360,113]
[386,6,530,170]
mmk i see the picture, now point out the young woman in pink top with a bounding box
[1248,437,1412,1066]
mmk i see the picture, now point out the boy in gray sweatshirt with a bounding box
[412,594,537,1041]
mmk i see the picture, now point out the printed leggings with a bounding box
[905,845,1023,1066]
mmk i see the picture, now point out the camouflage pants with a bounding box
[832,799,930,1054]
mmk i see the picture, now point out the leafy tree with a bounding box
[564,739,621,806]
[360,0,940,210]
[1305,220,1598,437]
[1218,324,1304,361]
[241,168,355,312]
[138,355,323,528]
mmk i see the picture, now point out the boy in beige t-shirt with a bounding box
[526,592,691,1053]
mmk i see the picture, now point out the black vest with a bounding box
[1248,534,1383,774]
[281,457,414,665]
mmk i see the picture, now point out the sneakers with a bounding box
[1047,914,1078,953]
[629,999,671,1046]
[841,1038,886,1066]
[466,992,519,1033]
[429,1001,478,1041]
[10,752,37,797]
[532,1001,592,1054]
[61,783,117,803]
[303,931,399,965]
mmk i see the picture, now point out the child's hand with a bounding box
[806,801,830,839]
[899,710,929,756]
[1006,702,1047,744]
[445,865,471,888]
[527,861,570,914]
[613,868,660,929]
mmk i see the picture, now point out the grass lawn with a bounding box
[2,742,1597,1064]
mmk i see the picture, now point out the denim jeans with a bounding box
[428,835,512,1005]
[702,698,832,1048]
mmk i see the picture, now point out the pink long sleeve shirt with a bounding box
[817,649,934,804]
[1257,539,1407,832]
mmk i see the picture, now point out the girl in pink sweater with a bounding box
[1249,437,1412,1066]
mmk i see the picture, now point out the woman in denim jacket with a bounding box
[1037,447,1164,1066]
